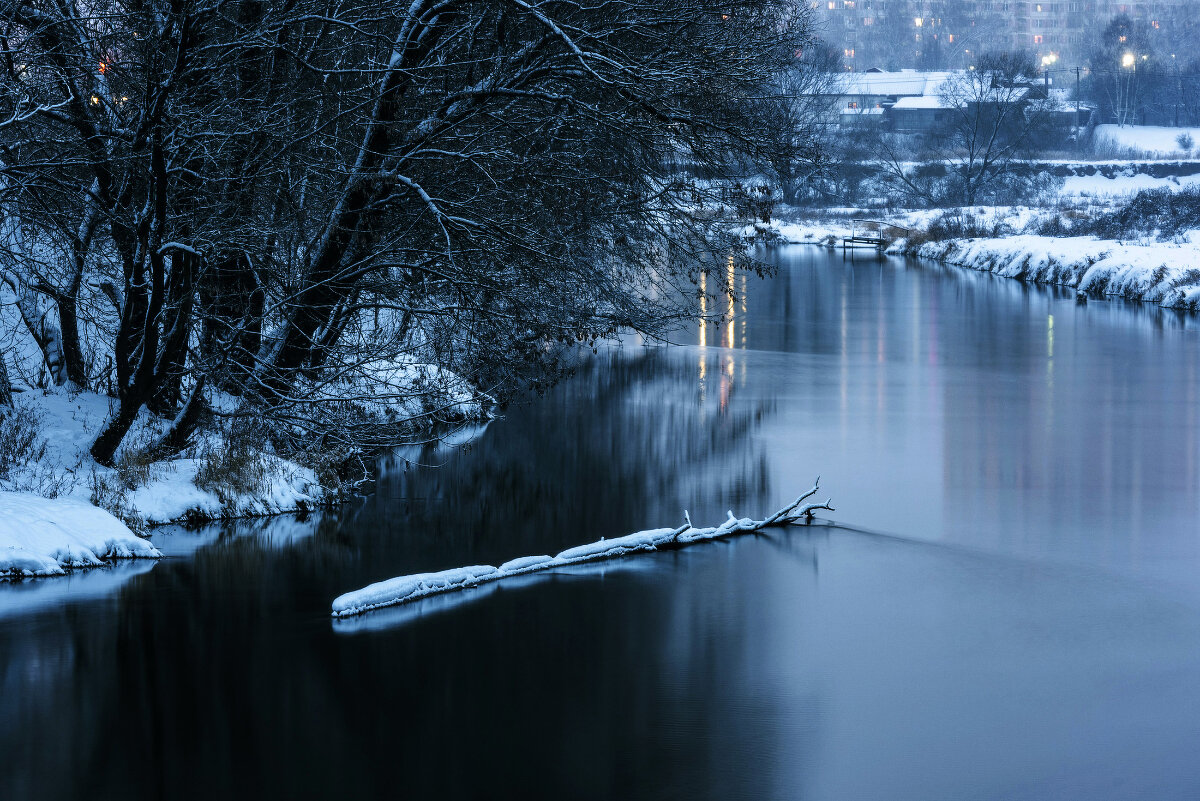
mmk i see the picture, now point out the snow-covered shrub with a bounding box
[906,210,1006,247]
[0,403,46,482]
[194,422,281,503]
[88,468,148,535]
[1177,133,1195,152]
[0,402,75,498]
[1082,187,1200,240]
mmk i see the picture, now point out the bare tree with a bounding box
[764,41,841,206]
[0,0,819,468]
[873,52,1048,207]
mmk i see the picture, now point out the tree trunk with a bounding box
[0,356,12,407]
[56,292,88,387]
[90,394,144,466]
[149,375,207,459]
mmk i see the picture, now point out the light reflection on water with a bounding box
[3,247,1200,800]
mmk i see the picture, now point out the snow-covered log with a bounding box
[331,480,834,618]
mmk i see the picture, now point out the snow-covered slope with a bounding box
[909,235,1200,309]
[0,491,160,578]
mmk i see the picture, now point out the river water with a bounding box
[4,247,1200,800]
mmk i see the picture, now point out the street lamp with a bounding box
[1121,52,1135,68]
[1040,53,1057,91]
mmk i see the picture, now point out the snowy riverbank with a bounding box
[759,211,1200,311]
[0,376,492,578]
[1,389,323,528]
[0,491,160,578]
[909,235,1200,310]
[0,389,319,578]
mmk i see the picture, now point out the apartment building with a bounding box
[816,0,1194,70]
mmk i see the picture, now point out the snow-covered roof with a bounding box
[834,70,953,98]
[841,107,886,115]
[892,95,951,110]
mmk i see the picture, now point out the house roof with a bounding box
[834,71,954,98]
[892,95,951,110]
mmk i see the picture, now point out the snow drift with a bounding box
[0,491,161,578]
[331,481,834,618]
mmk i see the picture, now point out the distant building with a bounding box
[815,69,952,124]
[808,68,1086,136]
[814,0,1196,71]
[889,95,956,131]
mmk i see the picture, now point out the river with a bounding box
[3,247,1200,800]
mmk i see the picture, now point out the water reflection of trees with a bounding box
[0,342,781,800]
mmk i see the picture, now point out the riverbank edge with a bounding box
[0,387,491,579]
[752,218,1200,312]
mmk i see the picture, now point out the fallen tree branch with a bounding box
[331,478,835,618]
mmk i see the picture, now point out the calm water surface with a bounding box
[4,248,1200,800]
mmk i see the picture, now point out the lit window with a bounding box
[1033,34,1043,43]
[914,16,923,25]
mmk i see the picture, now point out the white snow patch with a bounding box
[497,554,555,572]
[1094,124,1200,158]
[0,491,160,578]
[1061,172,1200,200]
[332,565,499,616]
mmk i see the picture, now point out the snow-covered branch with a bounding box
[331,480,835,618]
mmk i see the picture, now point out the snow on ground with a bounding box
[1061,172,1200,201]
[0,491,160,578]
[1,389,322,526]
[759,206,1038,246]
[1094,125,1200,158]
[908,235,1200,309]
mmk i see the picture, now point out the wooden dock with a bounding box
[842,219,909,251]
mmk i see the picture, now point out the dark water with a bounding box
[5,248,1200,800]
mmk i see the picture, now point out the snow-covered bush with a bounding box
[0,403,48,485]
[1082,187,1200,240]
[87,468,148,535]
[906,210,1008,247]
[194,422,284,504]
[1177,133,1195,152]
[0,401,74,499]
